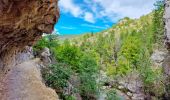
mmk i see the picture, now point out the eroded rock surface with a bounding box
[0,0,60,99]
[163,0,170,98]
[0,0,59,74]
[0,58,58,100]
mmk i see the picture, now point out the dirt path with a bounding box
[0,59,58,100]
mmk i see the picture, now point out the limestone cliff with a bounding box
[164,0,170,48]
[0,0,59,74]
[163,0,170,98]
[0,0,60,99]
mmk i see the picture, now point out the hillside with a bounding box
[33,1,166,99]
[1,0,169,100]
[34,3,166,100]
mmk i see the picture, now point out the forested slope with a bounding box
[34,1,165,100]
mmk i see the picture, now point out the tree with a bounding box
[78,55,98,99]
[55,40,82,71]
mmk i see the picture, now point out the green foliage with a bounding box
[55,40,82,71]
[106,64,116,76]
[42,63,77,99]
[43,63,73,89]
[34,2,165,99]
[33,38,48,52]
[153,0,164,45]
[78,55,99,99]
[38,37,99,99]
[33,34,59,52]
[64,95,76,100]
[106,89,121,100]
[118,35,142,69]
[138,48,164,97]
[116,57,131,76]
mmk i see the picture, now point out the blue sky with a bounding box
[54,0,157,35]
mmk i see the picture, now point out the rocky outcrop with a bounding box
[151,50,167,67]
[99,71,145,100]
[163,0,170,98]
[0,0,60,99]
[164,0,170,49]
[0,58,58,100]
[0,0,59,75]
[40,47,52,65]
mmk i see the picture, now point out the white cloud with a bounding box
[59,0,83,17]
[84,0,156,22]
[84,12,95,23]
[60,26,76,30]
[52,29,60,35]
[81,24,107,29]
[59,0,156,23]
[98,0,155,18]
[59,0,96,23]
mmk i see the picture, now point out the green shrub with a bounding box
[42,63,73,90]
[119,36,141,68]
[106,89,121,100]
[55,40,83,71]
[64,95,76,100]
[78,55,99,99]
[33,34,59,52]
[153,0,164,45]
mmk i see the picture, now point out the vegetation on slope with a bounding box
[33,1,165,100]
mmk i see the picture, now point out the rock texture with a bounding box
[99,71,144,100]
[151,50,167,67]
[0,0,60,99]
[164,0,170,49]
[0,58,58,100]
[163,0,170,98]
[0,0,59,74]
[40,47,52,65]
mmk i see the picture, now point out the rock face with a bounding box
[40,47,52,65]
[100,71,144,100]
[0,0,59,74]
[0,58,58,100]
[0,0,60,99]
[163,0,170,98]
[151,50,167,67]
[164,0,170,49]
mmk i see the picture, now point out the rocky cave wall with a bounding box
[0,0,59,76]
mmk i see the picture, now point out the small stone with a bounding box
[132,94,144,100]
[118,86,124,89]
[127,92,133,97]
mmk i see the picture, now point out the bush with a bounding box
[106,89,121,100]
[119,36,141,68]
[55,40,83,71]
[64,95,76,100]
[78,55,99,99]
[33,34,59,52]
[42,63,73,90]
[153,1,164,45]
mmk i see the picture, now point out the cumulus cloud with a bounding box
[59,0,156,23]
[59,0,83,17]
[84,12,95,23]
[94,0,156,19]
[81,24,107,29]
[59,0,95,23]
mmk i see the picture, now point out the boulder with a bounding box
[151,50,166,64]
[40,47,52,64]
